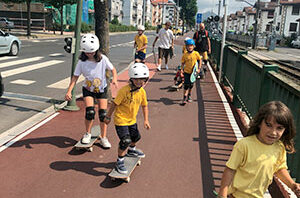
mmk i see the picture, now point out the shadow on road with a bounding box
[9,136,76,149]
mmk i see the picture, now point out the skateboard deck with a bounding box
[74,125,101,152]
[190,62,198,83]
[109,156,142,183]
[169,85,179,91]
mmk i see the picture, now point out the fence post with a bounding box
[258,65,278,107]
[232,50,247,108]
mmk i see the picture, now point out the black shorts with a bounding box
[158,47,170,59]
[115,123,140,142]
[184,72,192,85]
[82,86,108,99]
[135,51,146,61]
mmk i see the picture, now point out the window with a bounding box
[268,10,274,18]
[289,23,297,31]
[279,6,282,15]
[292,5,300,15]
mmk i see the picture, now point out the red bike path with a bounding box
[0,38,243,198]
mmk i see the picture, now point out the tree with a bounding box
[178,0,197,30]
[1,0,32,36]
[43,0,77,35]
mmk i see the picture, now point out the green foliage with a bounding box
[111,17,119,25]
[52,22,66,31]
[42,0,77,9]
[109,24,136,32]
[68,22,92,33]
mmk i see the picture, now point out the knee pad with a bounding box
[119,135,132,150]
[131,133,141,143]
[99,109,107,122]
[85,107,95,120]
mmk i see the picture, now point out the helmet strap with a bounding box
[129,79,141,92]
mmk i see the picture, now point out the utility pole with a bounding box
[63,0,82,111]
[218,0,227,83]
[143,0,146,26]
[252,0,260,49]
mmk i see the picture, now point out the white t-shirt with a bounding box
[157,28,174,49]
[74,55,113,93]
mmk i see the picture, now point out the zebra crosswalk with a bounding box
[0,55,84,90]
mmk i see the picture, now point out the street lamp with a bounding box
[236,0,260,49]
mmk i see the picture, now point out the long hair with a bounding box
[79,50,102,62]
[246,101,296,153]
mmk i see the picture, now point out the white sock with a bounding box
[129,146,136,151]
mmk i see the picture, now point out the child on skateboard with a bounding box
[218,101,300,198]
[104,63,151,174]
[173,66,184,90]
[180,39,202,105]
[134,25,148,63]
[65,33,118,148]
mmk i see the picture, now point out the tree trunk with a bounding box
[94,0,109,55]
[60,4,64,35]
[26,0,31,36]
[94,0,111,102]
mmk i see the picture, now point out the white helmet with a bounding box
[137,25,145,31]
[80,33,100,53]
[129,63,149,79]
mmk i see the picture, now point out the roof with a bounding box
[243,6,256,15]
[255,2,276,11]
[280,0,300,5]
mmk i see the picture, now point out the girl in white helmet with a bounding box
[134,25,148,63]
[104,63,151,174]
[65,33,118,147]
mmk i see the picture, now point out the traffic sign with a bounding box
[196,13,202,24]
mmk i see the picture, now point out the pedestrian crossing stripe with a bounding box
[47,75,85,89]
[10,79,36,85]
[2,60,64,78]
[0,56,17,61]
[0,57,43,69]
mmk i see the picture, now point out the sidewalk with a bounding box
[0,39,243,198]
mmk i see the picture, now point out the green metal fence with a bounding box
[210,39,300,182]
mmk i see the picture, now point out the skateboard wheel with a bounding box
[137,161,141,166]
[88,147,93,152]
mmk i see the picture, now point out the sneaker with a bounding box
[127,148,145,158]
[116,159,128,174]
[157,65,161,71]
[187,96,192,103]
[81,132,91,144]
[99,137,111,148]
[165,64,169,70]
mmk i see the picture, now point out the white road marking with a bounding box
[2,92,53,103]
[2,60,64,78]
[0,112,59,152]
[0,57,43,69]
[0,56,18,61]
[49,53,64,57]
[47,75,85,89]
[10,79,36,85]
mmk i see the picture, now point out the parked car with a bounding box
[291,37,300,48]
[0,17,14,30]
[0,73,3,97]
[0,29,21,56]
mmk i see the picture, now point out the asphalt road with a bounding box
[0,32,156,134]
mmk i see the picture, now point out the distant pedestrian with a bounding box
[218,101,300,198]
[104,63,150,174]
[193,23,211,78]
[173,65,184,90]
[152,21,174,71]
[65,33,118,148]
[180,39,202,105]
[134,25,148,63]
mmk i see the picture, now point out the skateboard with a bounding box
[152,47,157,65]
[169,85,180,91]
[74,125,101,152]
[190,62,199,83]
[109,156,142,183]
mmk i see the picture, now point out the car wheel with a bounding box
[9,42,19,56]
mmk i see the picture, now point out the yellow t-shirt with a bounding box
[181,51,201,74]
[134,34,148,53]
[113,84,148,126]
[226,135,287,198]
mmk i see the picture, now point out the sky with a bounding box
[197,0,257,16]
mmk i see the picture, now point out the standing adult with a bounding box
[193,23,211,77]
[152,21,174,71]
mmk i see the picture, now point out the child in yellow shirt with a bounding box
[218,101,300,198]
[134,25,148,63]
[180,39,202,105]
[104,63,151,174]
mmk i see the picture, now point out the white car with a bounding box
[291,37,300,48]
[0,29,21,56]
